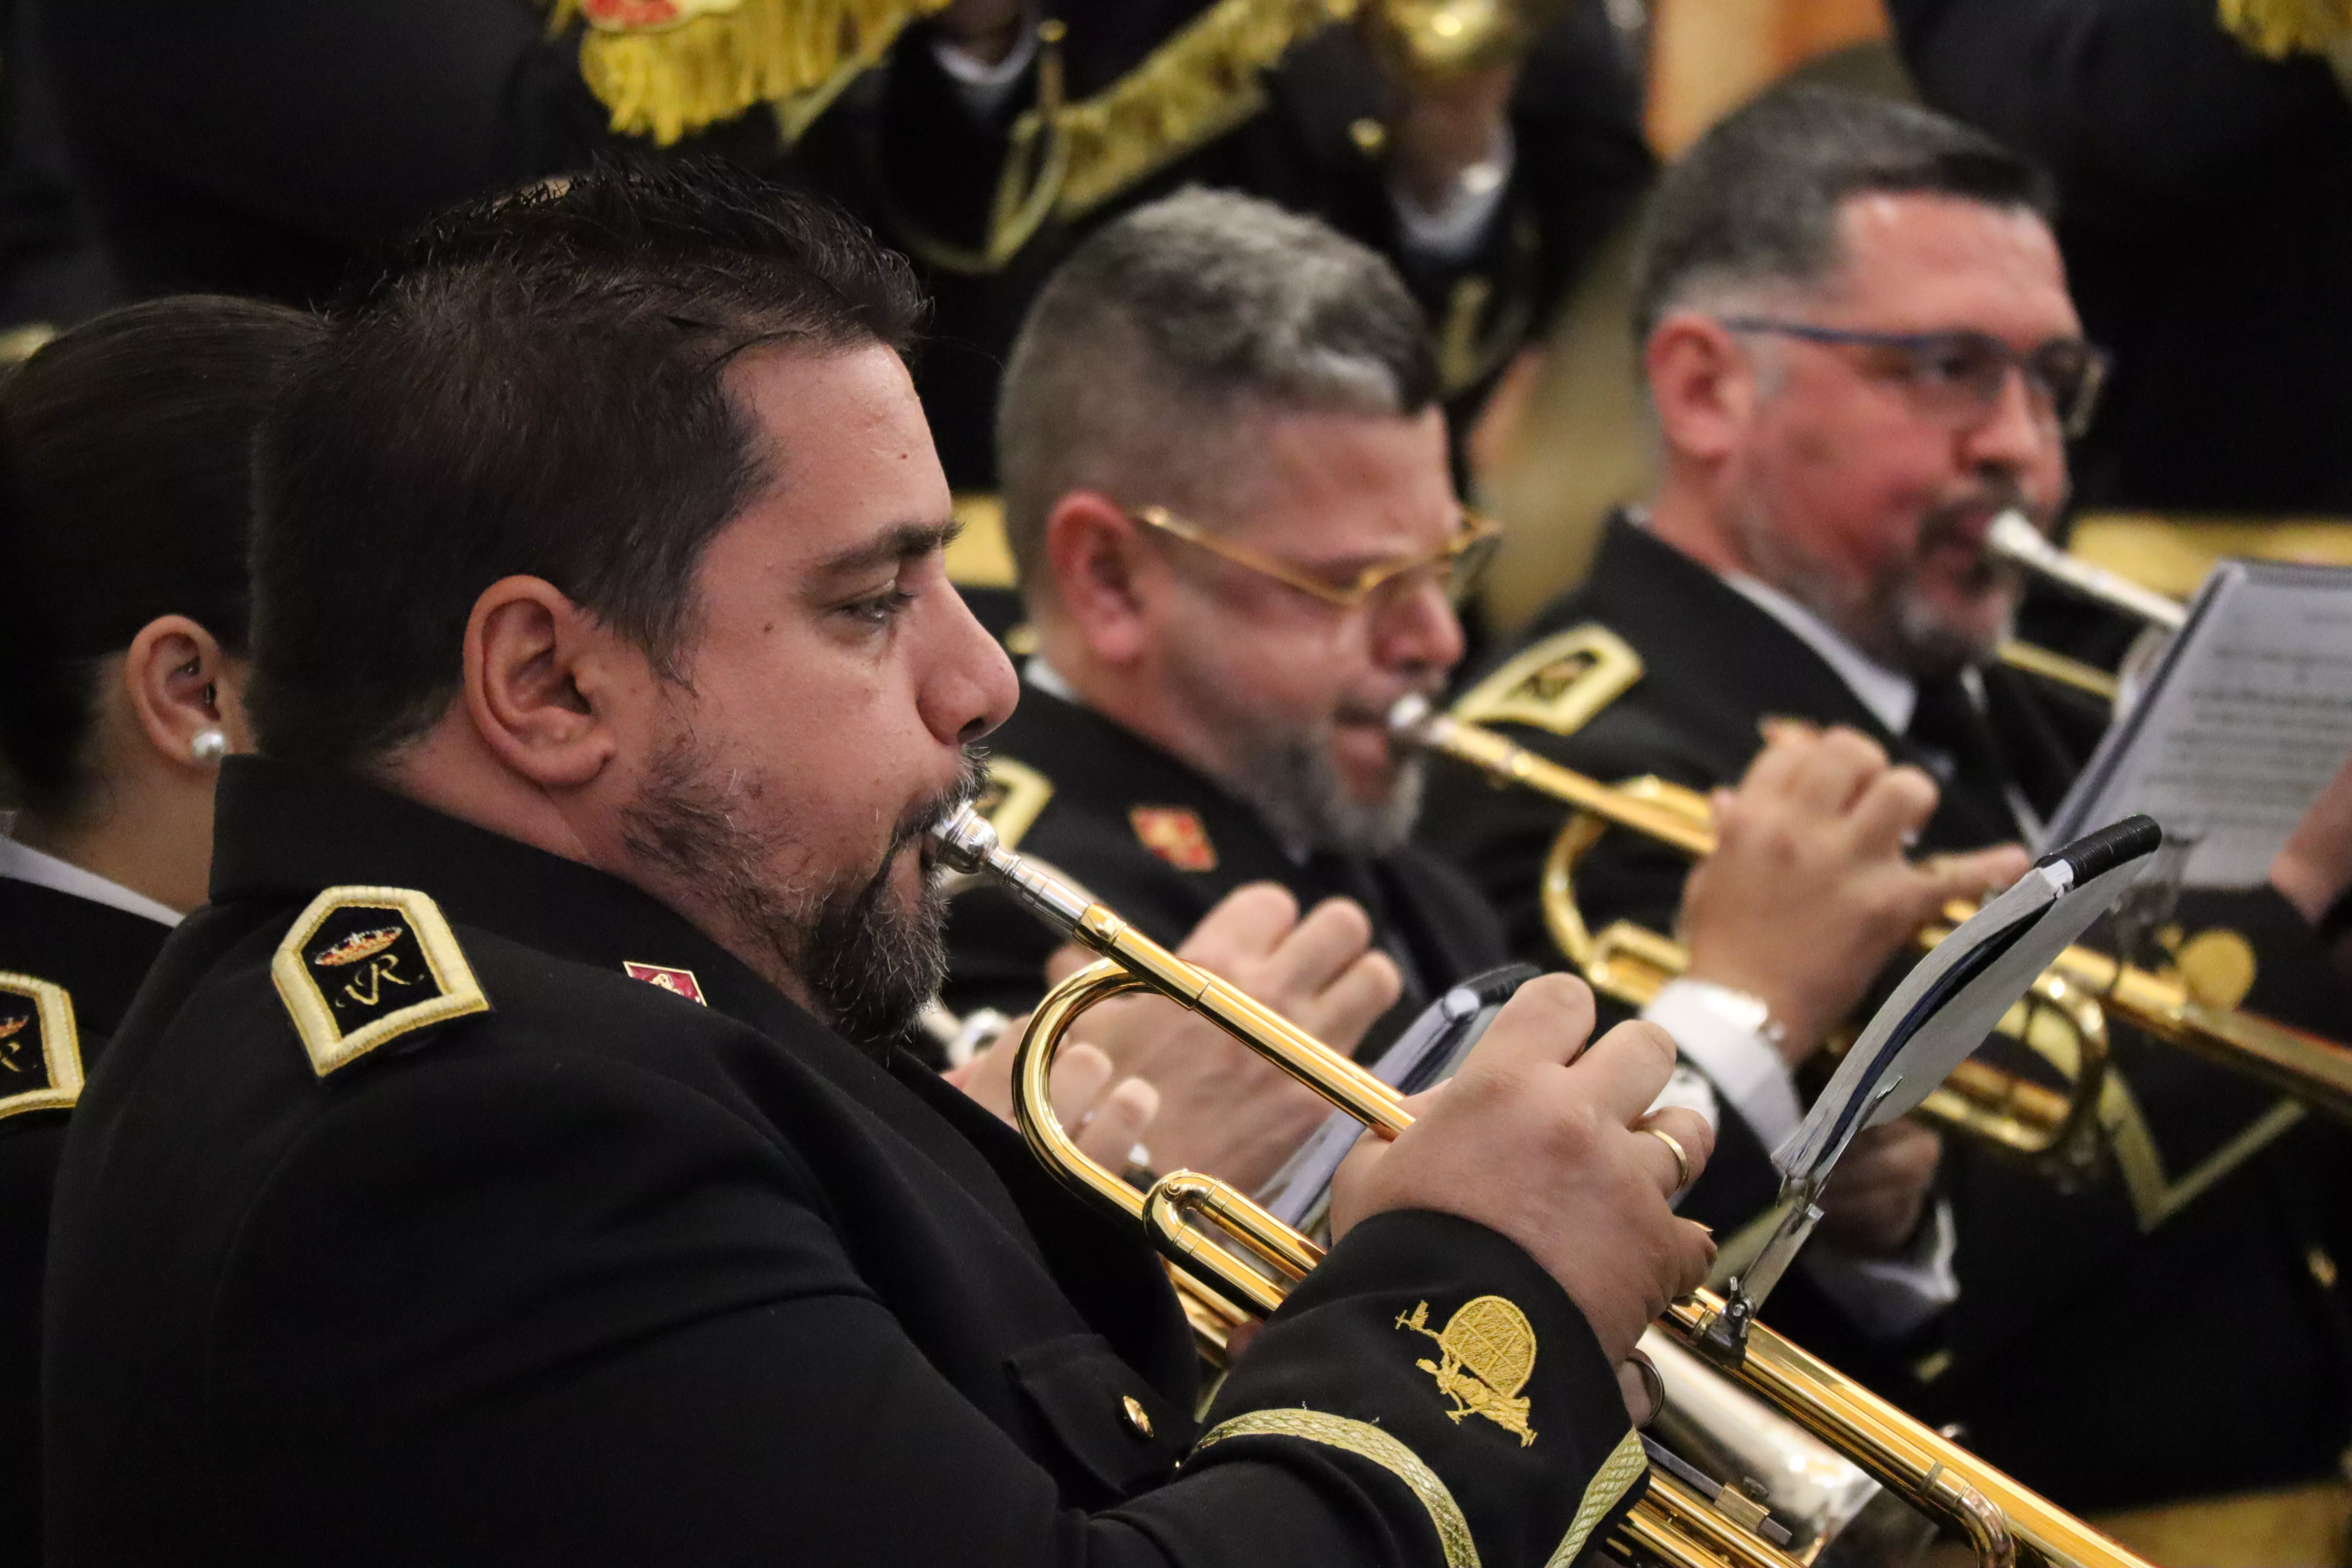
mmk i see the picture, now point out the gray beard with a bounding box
[1219,718,1427,859]
[618,726,983,1049]
[1728,495,2020,680]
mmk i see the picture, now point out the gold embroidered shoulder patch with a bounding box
[976,756,1055,853]
[1452,624,1643,738]
[1131,806,1217,872]
[0,973,83,1120]
[1397,1296,1537,1446]
[271,887,489,1078]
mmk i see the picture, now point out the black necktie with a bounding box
[1905,674,2025,844]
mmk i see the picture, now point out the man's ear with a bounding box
[462,575,628,789]
[1646,312,1755,464]
[1042,490,1156,664]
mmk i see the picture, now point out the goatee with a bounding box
[620,727,986,1049]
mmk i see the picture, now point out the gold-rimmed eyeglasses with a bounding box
[1129,505,1504,612]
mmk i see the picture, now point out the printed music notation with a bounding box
[2050,561,2352,889]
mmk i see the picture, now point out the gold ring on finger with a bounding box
[1644,1127,1693,1193]
[1627,1349,1667,1427]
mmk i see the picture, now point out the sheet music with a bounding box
[2046,561,2352,889]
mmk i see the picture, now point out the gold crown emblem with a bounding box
[311,927,404,968]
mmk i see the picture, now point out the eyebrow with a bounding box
[810,518,964,583]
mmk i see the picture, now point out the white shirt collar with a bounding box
[1719,573,1917,735]
[1022,654,1076,701]
[0,833,183,927]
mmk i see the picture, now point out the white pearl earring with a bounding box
[190,728,229,763]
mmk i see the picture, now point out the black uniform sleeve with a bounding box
[205,1051,1637,1567]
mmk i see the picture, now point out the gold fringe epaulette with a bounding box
[552,0,952,145]
[1043,0,1356,223]
[2218,0,2352,56]
[901,0,1354,272]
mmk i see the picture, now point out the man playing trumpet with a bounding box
[1422,86,2352,1533]
[949,185,2005,1377]
[40,164,1716,1565]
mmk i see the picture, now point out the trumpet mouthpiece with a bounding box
[929,802,1001,875]
[1387,692,1435,737]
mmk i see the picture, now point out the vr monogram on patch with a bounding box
[272,886,489,1077]
[0,973,82,1120]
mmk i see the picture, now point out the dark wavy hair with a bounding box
[1633,86,2056,344]
[247,160,928,769]
[0,296,321,817]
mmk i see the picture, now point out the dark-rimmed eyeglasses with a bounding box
[1129,505,1504,612]
[1716,316,2110,438]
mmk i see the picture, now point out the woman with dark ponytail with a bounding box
[0,296,319,1553]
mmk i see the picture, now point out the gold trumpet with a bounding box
[929,802,2152,1568]
[1387,695,2352,1162]
[1988,511,2189,635]
[1988,509,2187,704]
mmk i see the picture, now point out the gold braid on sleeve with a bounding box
[1192,1408,1481,1568]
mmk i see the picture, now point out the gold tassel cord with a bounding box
[550,0,953,146]
[1041,0,1357,225]
[876,0,1358,274]
[2217,0,2352,57]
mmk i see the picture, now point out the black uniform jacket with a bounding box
[44,756,1645,1566]
[1419,515,2352,1510]
[943,682,1512,1051]
[793,0,1652,486]
[26,0,768,305]
[0,874,169,1558]
[1890,0,2352,515]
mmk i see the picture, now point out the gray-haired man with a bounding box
[942,187,1960,1287]
[1423,86,2352,1524]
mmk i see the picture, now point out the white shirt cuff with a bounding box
[1642,978,1803,1151]
[1388,125,1514,263]
[931,20,1038,119]
[1800,1200,1961,1341]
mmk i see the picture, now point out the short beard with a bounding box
[619,725,984,1049]
[1730,492,2022,680]
[1218,713,1426,858]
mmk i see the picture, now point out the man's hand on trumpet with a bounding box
[946,1022,1163,1174]
[1330,974,1717,1406]
[1681,722,2032,1058]
[951,882,1404,1189]
[1815,1120,1945,1254]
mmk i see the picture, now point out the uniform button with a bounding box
[2310,1246,2340,1291]
[1121,1395,1154,1438]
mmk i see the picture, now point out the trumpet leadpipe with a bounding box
[931,803,1410,1138]
[1987,510,2189,632]
[1388,693,1719,855]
